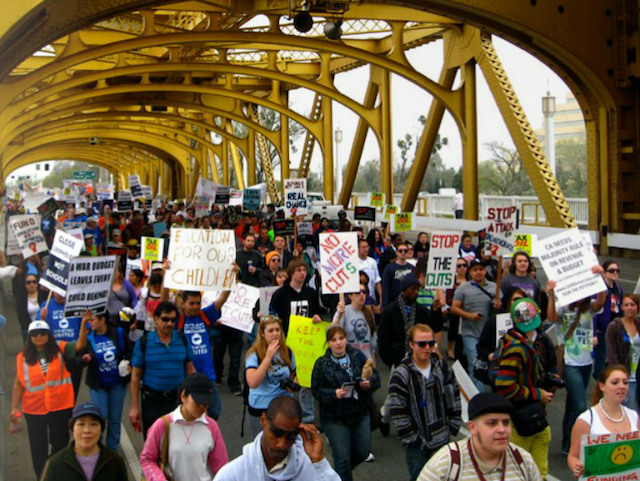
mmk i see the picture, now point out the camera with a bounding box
[541,373,566,390]
[280,378,302,392]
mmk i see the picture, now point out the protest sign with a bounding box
[196,178,219,198]
[286,315,331,388]
[452,360,480,423]
[153,221,167,238]
[486,206,518,256]
[125,257,143,278]
[117,190,133,212]
[392,212,413,232]
[214,186,230,205]
[218,283,260,333]
[369,192,383,208]
[96,183,114,200]
[40,230,84,295]
[129,175,143,198]
[23,192,48,214]
[579,431,640,481]
[5,225,21,256]
[383,204,398,221]
[165,228,236,291]
[140,185,153,200]
[63,180,92,196]
[65,228,85,243]
[230,189,243,207]
[297,222,313,236]
[538,229,606,307]
[319,232,359,294]
[273,219,295,237]
[513,233,536,257]
[142,237,164,261]
[284,178,307,216]
[9,214,48,258]
[37,197,59,219]
[194,196,211,218]
[243,188,262,211]
[354,206,376,222]
[259,286,280,317]
[64,256,117,317]
[495,313,513,348]
[425,231,462,289]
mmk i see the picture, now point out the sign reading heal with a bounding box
[369,192,383,208]
[392,212,413,232]
[486,206,518,256]
[425,231,462,289]
[64,256,117,317]
[579,431,640,481]
[354,206,376,222]
[40,230,84,295]
[286,315,331,388]
[165,228,236,291]
[319,232,359,294]
[9,214,48,257]
[142,237,164,261]
[284,178,307,216]
[218,283,260,333]
[538,228,606,307]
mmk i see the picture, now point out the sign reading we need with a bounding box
[579,430,640,481]
[319,232,359,295]
[425,231,462,289]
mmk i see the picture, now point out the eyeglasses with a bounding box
[25,280,37,285]
[159,316,177,323]
[29,330,49,337]
[606,268,620,274]
[397,249,408,253]
[456,264,467,268]
[413,340,437,348]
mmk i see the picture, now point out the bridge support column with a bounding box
[462,60,479,220]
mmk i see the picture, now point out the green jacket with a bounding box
[40,443,129,481]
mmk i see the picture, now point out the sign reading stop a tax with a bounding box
[425,231,462,289]
[486,206,518,256]
[319,232,359,295]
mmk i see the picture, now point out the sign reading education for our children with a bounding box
[392,212,413,232]
[40,230,84,295]
[286,315,331,388]
[486,206,518,256]
[284,178,307,216]
[9,214,48,258]
[319,232,359,295]
[579,431,640,481]
[141,237,164,262]
[538,229,606,307]
[64,256,117,317]
[219,283,260,333]
[425,231,462,289]
[369,192,383,208]
[165,228,236,291]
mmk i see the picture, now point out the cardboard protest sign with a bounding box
[319,232,359,294]
[369,192,383,208]
[513,233,536,257]
[273,219,295,237]
[392,212,413,232]
[153,221,167,238]
[117,190,133,212]
[5,225,21,256]
[142,237,164,261]
[129,175,143,198]
[486,206,518,256]
[452,360,480,423]
[37,197,59,219]
[425,231,462,289]
[286,315,331,388]
[214,186,230,205]
[96,183,114,200]
[243,188,262,211]
[218,283,260,333]
[64,256,117,317]
[297,222,313,236]
[40,230,84,295]
[259,286,280,317]
[284,178,308,216]
[165,228,236,291]
[9,214,48,258]
[495,313,513,348]
[140,185,152,200]
[538,229,606,307]
[579,431,640,481]
[194,196,211,218]
[230,189,243,207]
[383,204,398,221]
[354,206,376,222]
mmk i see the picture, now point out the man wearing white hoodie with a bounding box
[214,396,340,481]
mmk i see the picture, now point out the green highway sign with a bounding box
[73,171,96,180]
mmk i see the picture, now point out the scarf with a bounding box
[398,294,417,352]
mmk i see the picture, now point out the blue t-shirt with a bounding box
[131,330,194,391]
[181,303,220,382]
[245,351,296,410]
[37,298,81,342]
[88,329,126,388]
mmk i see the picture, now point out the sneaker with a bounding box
[365,453,375,462]
[231,387,242,396]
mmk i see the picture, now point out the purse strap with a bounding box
[564,309,583,342]
[159,415,171,472]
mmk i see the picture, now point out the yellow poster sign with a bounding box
[384,204,398,221]
[286,315,330,388]
[142,236,164,261]
[369,192,384,208]
[393,212,413,232]
[513,234,534,257]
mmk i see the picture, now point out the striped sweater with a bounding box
[493,329,544,403]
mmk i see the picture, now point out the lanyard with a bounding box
[467,439,506,481]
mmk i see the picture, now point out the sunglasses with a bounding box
[606,268,620,273]
[159,316,177,323]
[268,423,300,440]
[397,249,408,253]
[30,330,49,337]
[413,340,437,348]
[456,264,467,268]
[26,280,37,285]
[270,257,281,262]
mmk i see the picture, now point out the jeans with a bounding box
[213,326,243,390]
[625,379,638,412]
[206,382,222,420]
[299,387,315,423]
[248,413,263,439]
[511,425,551,479]
[0,314,6,333]
[592,332,607,381]
[461,335,485,393]
[90,383,128,451]
[24,409,72,479]
[323,416,371,481]
[562,364,592,450]
[380,365,398,424]
[405,445,433,481]
[141,388,179,440]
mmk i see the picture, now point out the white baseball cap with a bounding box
[28,320,50,332]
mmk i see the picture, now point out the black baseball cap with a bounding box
[181,373,215,405]
[468,392,513,420]
[468,259,485,270]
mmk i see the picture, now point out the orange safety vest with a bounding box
[16,341,74,415]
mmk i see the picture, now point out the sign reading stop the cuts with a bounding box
[425,231,462,289]
[319,232,359,294]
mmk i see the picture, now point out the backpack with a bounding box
[176,311,222,343]
[447,440,527,481]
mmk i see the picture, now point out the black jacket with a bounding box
[40,443,129,481]
[269,281,322,335]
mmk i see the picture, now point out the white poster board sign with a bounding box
[538,228,606,307]
[40,230,84,295]
[165,228,236,291]
[425,231,462,289]
[496,313,513,348]
[319,232,359,294]
[9,214,48,258]
[129,175,143,198]
[259,286,280,317]
[196,178,220,199]
[6,224,21,256]
[486,206,518,256]
[229,189,243,207]
[452,360,480,423]
[297,222,313,236]
[284,178,307,217]
[219,283,260,333]
[64,256,117,317]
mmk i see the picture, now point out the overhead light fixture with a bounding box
[293,11,313,32]
[324,20,342,40]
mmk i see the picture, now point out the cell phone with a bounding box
[341,381,356,398]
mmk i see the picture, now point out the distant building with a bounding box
[535,93,585,144]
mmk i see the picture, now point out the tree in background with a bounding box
[478,141,535,196]
[41,161,101,188]
[555,138,587,197]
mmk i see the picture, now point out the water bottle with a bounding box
[8,411,22,433]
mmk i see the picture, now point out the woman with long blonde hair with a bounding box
[245,315,297,437]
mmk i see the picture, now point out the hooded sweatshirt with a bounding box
[213,432,340,481]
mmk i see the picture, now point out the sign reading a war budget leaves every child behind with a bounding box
[40,230,84,296]
[64,256,117,317]
[319,232,359,295]
[538,228,606,307]
[284,178,307,216]
[286,315,331,388]
[425,231,462,289]
[218,283,260,333]
[165,228,236,291]
[579,430,640,481]
[9,214,48,258]
[486,206,518,256]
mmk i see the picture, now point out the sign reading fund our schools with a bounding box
[165,228,236,291]
[219,283,260,333]
[64,256,117,317]
[486,206,518,256]
[40,230,84,296]
[538,229,606,307]
[9,214,48,258]
[425,231,462,289]
[284,178,307,216]
[319,232,359,294]
[579,431,640,481]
